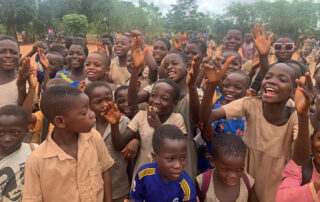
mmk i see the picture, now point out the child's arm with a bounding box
[16,57,31,106]
[22,66,38,124]
[199,56,235,142]
[22,41,42,59]
[248,185,259,202]
[251,23,274,79]
[145,48,158,82]
[37,48,49,90]
[128,36,149,106]
[102,170,112,202]
[102,102,137,151]
[293,73,313,165]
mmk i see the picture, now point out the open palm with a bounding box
[252,23,274,56]
[102,103,121,125]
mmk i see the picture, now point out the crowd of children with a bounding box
[0,22,320,202]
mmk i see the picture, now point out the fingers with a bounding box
[253,23,260,38]
[222,55,236,71]
[305,72,313,91]
[268,33,274,42]
[261,24,266,36]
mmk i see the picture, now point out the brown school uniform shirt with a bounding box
[109,57,131,85]
[221,96,298,202]
[22,129,114,202]
[0,78,18,107]
[94,116,130,200]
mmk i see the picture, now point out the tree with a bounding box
[62,13,88,35]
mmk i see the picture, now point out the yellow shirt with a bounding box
[29,111,54,144]
[22,129,114,202]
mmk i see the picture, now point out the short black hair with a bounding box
[0,36,20,51]
[84,81,112,97]
[46,78,69,87]
[73,33,86,39]
[154,79,180,102]
[152,124,187,153]
[285,60,309,77]
[49,45,67,56]
[156,38,171,50]
[0,105,28,127]
[114,85,128,102]
[116,35,131,42]
[311,122,320,140]
[276,33,295,43]
[189,39,207,55]
[227,28,244,39]
[69,43,89,56]
[40,86,83,122]
[89,51,111,67]
[167,51,188,65]
[101,33,114,44]
[211,133,247,159]
[65,36,73,50]
[222,50,242,64]
[228,70,250,88]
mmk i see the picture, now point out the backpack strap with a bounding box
[242,173,251,191]
[29,143,35,152]
[201,169,212,202]
[301,156,313,186]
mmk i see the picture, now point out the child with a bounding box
[196,133,257,202]
[153,38,171,66]
[23,86,114,201]
[106,79,187,180]
[127,124,197,202]
[55,43,88,87]
[109,35,131,85]
[199,24,313,201]
[0,36,23,107]
[48,44,69,70]
[85,81,134,202]
[101,33,116,59]
[114,85,137,119]
[72,33,87,45]
[0,105,36,201]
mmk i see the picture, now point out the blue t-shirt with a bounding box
[130,163,197,202]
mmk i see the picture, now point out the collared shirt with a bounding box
[22,129,114,202]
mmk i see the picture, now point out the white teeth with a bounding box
[153,107,159,111]
[266,87,276,92]
[226,94,234,98]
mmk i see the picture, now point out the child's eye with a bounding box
[11,130,20,135]
[160,47,166,51]
[0,131,5,136]
[238,168,244,172]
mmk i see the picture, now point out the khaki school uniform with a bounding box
[0,78,18,107]
[110,57,131,85]
[128,110,187,180]
[23,129,114,202]
[222,96,298,202]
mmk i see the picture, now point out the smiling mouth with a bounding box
[87,72,96,77]
[265,87,277,95]
[167,71,175,78]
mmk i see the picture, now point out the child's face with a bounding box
[62,48,69,65]
[101,37,113,52]
[222,73,247,104]
[184,43,202,66]
[274,37,295,62]
[68,45,87,70]
[0,40,20,71]
[61,94,96,133]
[88,86,113,118]
[149,82,175,117]
[222,52,241,75]
[153,40,169,63]
[41,42,49,55]
[46,53,63,78]
[163,54,187,82]
[84,54,108,82]
[261,64,295,104]
[116,89,135,118]
[0,115,27,155]
[114,36,130,57]
[225,30,243,51]
[153,138,187,182]
[211,154,245,187]
[312,130,320,167]
[303,45,312,56]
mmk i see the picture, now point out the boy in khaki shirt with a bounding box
[23,86,114,202]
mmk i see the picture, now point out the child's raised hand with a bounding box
[147,106,161,129]
[294,72,314,114]
[131,36,146,68]
[251,23,274,56]
[28,66,38,89]
[101,102,121,125]
[202,55,236,84]
[122,139,140,160]
[97,42,104,53]
[187,55,200,87]
[38,48,49,69]
[17,57,31,87]
[172,34,182,51]
[77,81,87,92]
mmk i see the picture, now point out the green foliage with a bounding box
[62,13,88,35]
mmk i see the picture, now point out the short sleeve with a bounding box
[22,154,43,202]
[119,116,130,134]
[221,97,246,121]
[92,129,114,172]
[172,113,187,135]
[179,175,197,202]
[142,84,154,94]
[128,111,144,133]
[129,170,145,202]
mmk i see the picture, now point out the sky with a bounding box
[127,0,261,15]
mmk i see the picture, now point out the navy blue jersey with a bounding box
[130,163,197,202]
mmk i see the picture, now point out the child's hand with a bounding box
[131,36,146,68]
[102,102,121,125]
[202,56,236,84]
[251,23,274,56]
[130,30,145,48]
[187,55,200,87]
[28,66,38,89]
[17,57,31,87]
[32,41,44,53]
[97,42,104,53]
[294,72,314,114]
[38,48,49,69]
[147,106,161,129]
[77,81,87,92]
[299,34,305,40]
[122,138,140,160]
[172,34,182,51]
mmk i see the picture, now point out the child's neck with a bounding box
[177,78,189,99]
[52,128,79,159]
[118,55,127,67]
[262,102,290,125]
[0,69,16,84]
[95,116,109,135]
[70,67,86,81]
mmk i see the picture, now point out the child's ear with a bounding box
[151,152,157,162]
[208,155,216,167]
[53,116,66,129]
